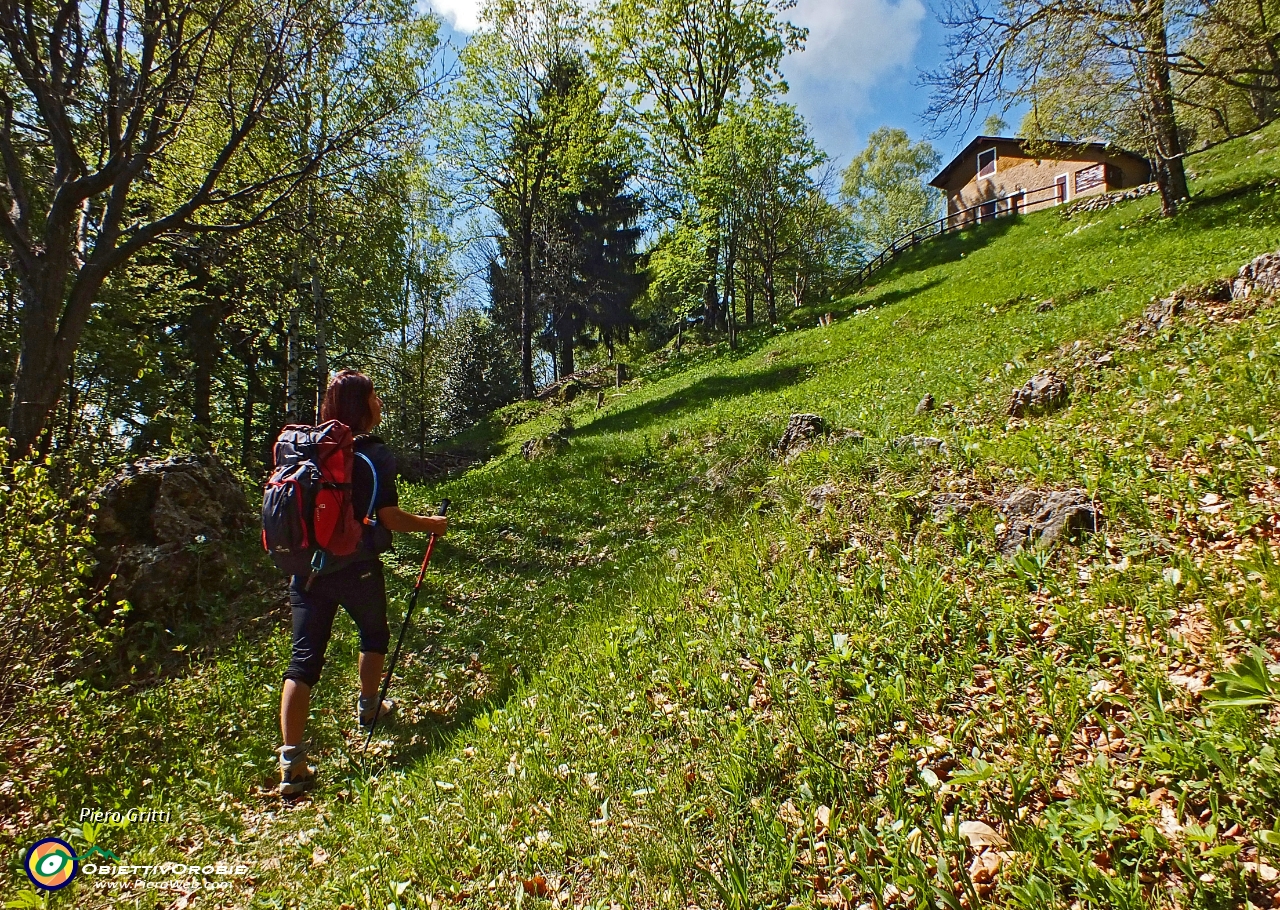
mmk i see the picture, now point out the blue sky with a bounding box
[424,0,988,173]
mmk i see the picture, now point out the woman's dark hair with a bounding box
[321,370,375,434]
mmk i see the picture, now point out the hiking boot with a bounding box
[278,744,315,796]
[358,695,397,730]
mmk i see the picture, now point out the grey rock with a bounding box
[1065,182,1159,215]
[915,394,935,414]
[1006,369,1068,418]
[806,483,840,510]
[522,432,570,462]
[778,413,826,456]
[930,493,973,520]
[1139,295,1184,333]
[1232,249,1280,301]
[1036,298,1056,313]
[893,435,946,454]
[995,487,1097,556]
[91,453,249,614]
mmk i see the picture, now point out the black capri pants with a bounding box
[283,559,390,688]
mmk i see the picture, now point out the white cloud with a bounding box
[783,0,928,161]
[426,0,484,32]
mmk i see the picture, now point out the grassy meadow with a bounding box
[6,121,1280,909]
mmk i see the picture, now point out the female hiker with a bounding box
[277,369,448,795]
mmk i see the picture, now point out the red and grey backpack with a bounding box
[261,420,379,583]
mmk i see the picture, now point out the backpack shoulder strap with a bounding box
[354,450,379,527]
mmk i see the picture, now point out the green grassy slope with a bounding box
[8,122,1280,910]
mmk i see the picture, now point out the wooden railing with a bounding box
[841,179,1072,293]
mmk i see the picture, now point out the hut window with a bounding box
[977,148,997,178]
[1075,163,1105,193]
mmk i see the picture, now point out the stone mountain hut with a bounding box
[929,136,1151,228]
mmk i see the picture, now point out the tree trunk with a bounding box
[793,268,806,311]
[191,303,215,447]
[286,307,300,423]
[725,237,737,351]
[764,248,778,326]
[519,235,536,399]
[242,346,258,470]
[399,288,409,445]
[702,240,721,333]
[419,280,428,462]
[265,317,285,467]
[8,264,105,457]
[1140,0,1190,215]
[745,263,755,328]
[311,257,328,412]
[559,334,575,378]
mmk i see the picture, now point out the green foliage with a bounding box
[638,221,715,327]
[0,448,112,732]
[7,45,1280,910]
[0,0,443,457]
[1204,649,1280,709]
[435,312,521,438]
[595,0,805,210]
[841,127,942,251]
[1174,0,1280,147]
[701,98,830,322]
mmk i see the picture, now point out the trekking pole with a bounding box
[364,498,449,756]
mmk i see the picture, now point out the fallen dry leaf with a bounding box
[969,850,1002,883]
[959,820,1008,848]
[522,875,551,898]
[1244,861,1280,883]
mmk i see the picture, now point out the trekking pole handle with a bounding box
[437,498,450,517]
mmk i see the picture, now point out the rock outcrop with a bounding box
[91,453,249,613]
[1006,369,1068,418]
[893,435,947,454]
[1065,182,1159,215]
[522,432,570,461]
[1146,295,1181,330]
[1233,250,1280,301]
[806,483,839,510]
[995,487,1097,556]
[778,414,826,457]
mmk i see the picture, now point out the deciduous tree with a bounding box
[925,0,1192,216]
[596,0,804,329]
[840,128,941,253]
[0,0,438,456]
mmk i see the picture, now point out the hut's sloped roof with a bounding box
[929,136,1151,189]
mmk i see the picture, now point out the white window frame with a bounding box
[1054,173,1070,204]
[977,147,998,179]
